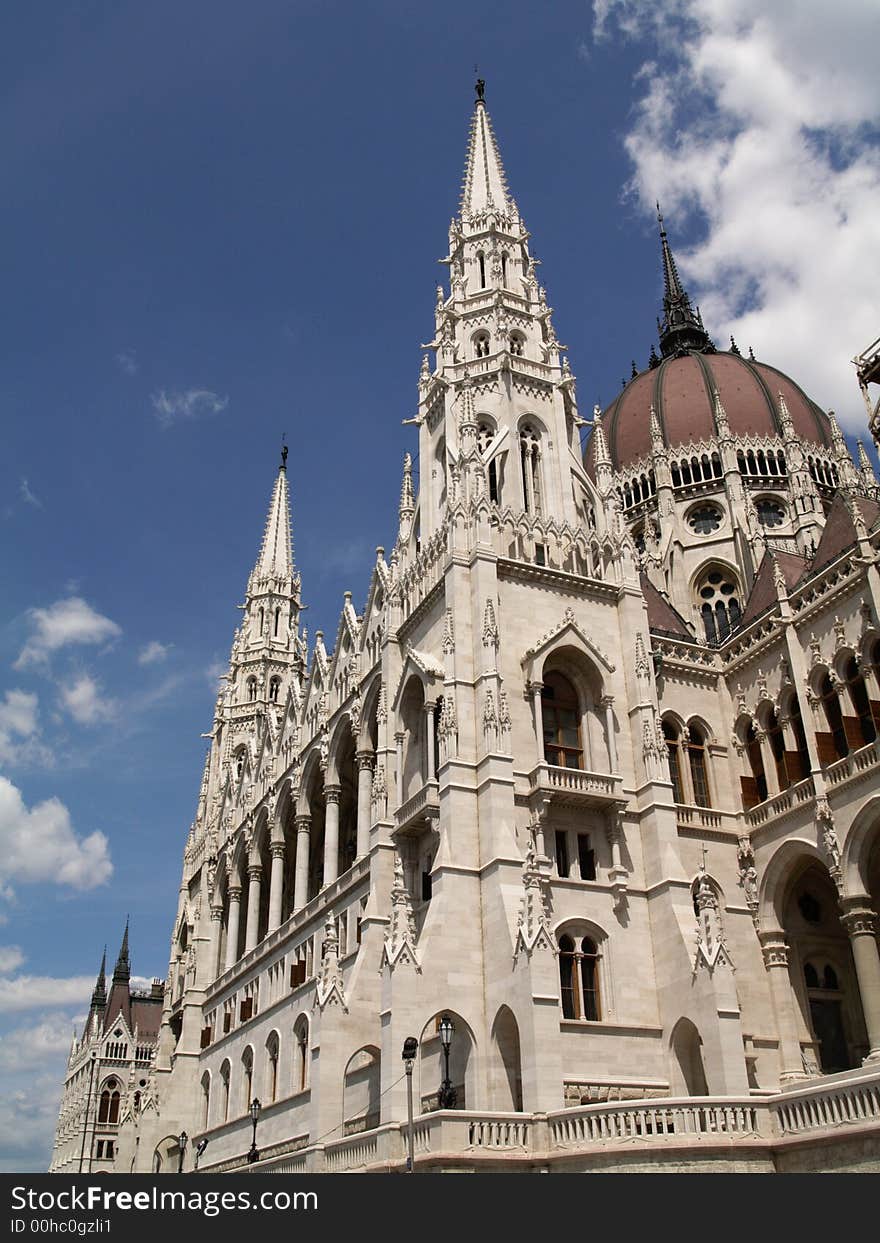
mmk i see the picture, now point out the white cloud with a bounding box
[0,976,95,1014]
[58,672,117,725]
[151,387,228,428]
[0,1011,88,1171]
[0,775,112,894]
[20,478,42,508]
[593,0,880,430]
[15,597,121,669]
[115,349,138,375]
[137,639,172,665]
[0,690,46,767]
[0,946,25,974]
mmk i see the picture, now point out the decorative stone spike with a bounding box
[514,834,554,958]
[314,916,348,1011]
[382,852,421,972]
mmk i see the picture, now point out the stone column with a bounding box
[208,904,223,981]
[293,816,311,912]
[530,682,545,764]
[267,842,285,933]
[224,885,242,972]
[355,751,374,858]
[395,731,405,806]
[244,864,262,954]
[759,931,810,1083]
[841,898,880,1062]
[425,702,436,779]
[323,784,341,888]
[601,695,617,772]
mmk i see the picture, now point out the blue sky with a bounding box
[1,1,877,1171]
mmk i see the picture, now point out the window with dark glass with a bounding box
[687,727,711,806]
[542,672,583,769]
[844,656,877,747]
[577,833,596,881]
[555,830,570,878]
[820,673,849,758]
[662,720,685,802]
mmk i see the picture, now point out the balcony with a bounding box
[744,776,815,829]
[222,1066,880,1173]
[824,739,880,790]
[527,763,625,811]
[395,779,440,836]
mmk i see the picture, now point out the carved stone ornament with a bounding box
[514,833,554,959]
[736,836,759,927]
[441,608,455,655]
[314,916,348,1012]
[382,851,421,972]
[482,598,499,649]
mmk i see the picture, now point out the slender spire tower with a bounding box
[90,949,107,1012]
[414,81,584,539]
[112,918,130,983]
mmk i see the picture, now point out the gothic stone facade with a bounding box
[87,92,880,1174]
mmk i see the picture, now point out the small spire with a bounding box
[729,335,741,356]
[828,410,848,457]
[112,919,130,984]
[460,87,513,217]
[592,409,611,466]
[649,404,664,450]
[91,948,107,1010]
[254,455,295,579]
[655,207,712,359]
[857,440,878,483]
[631,359,638,380]
[648,343,659,370]
[748,345,756,361]
[398,453,415,522]
[776,391,795,438]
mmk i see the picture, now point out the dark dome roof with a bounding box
[585,349,832,476]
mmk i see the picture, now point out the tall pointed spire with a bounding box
[90,948,107,1011]
[460,81,514,219]
[113,918,130,983]
[656,205,712,358]
[254,447,294,581]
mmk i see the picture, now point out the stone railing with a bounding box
[395,780,440,834]
[205,1068,880,1173]
[744,776,815,828]
[528,764,624,809]
[824,740,880,789]
[675,804,737,832]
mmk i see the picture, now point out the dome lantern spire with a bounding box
[656,205,712,358]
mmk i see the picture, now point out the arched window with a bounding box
[200,1072,210,1130]
[274,607,281,637]
[788,695,812,782]
[520,424,542,515]
[662,719,685,803]
[686,725,711,807]
[98,1082,120,1124]
[474,331,490,358]
[433,698,442,777]
[258,607,264,635]
[241,1048,253,1114]
[293,1017,309,1093]
[220,1061,231,1122]
[766,708,788,790]
[235,748,245,782]
[246,677,257,702]
[820,672,849,759]
[477,252,486,289]
[509,332,524,356]
[843,656,877,747]
[558,934,601,1021]
[478,422,499,504]
[541,672,582,769]
[501,251,508,286]
[696,568,740,642]
[266,1033,279,1104]
[268,676,281,703]
[745,722,768,806]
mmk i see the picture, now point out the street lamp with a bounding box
[402,1036,418,1173]
[177,1130,188,1174]
[247,1098,262,1164]
[437,1014,457,1110]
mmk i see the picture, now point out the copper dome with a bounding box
[585,349,833,476]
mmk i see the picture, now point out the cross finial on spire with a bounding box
[475,76,485,104]
[280,435,288,471]
[654,207,712,359]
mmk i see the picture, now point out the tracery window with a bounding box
[474,332,490,358]
[696,569,740,642]
[541,672,582,769]
[268,676,281,703]
[686,725,711,807]
[688,505,723,535]
[663,719,686,803]
[266,1032,279,1104]
[558,934,601,1021]
[756,498,786,528]
[98,1083,120,1125]
[478,421,499,503]
[246,676,257,702]
[520,423,542,515]
[843,656,877,748]
[745,721,768,806]
[509,332,524,356]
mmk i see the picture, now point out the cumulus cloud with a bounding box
[15,597,121,669]
[58,672,117,725]
[592,0,880,430]
[151,387,228,428]
[19,478,42,509]
[0,1010,88,1171]
[0,775,112,895]
[0,976,95,1015]
[0,946,25,974]
[0,690,47,767]
[137,639,172,665]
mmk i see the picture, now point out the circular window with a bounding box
[688,505,723,535]
[756,498,786,528]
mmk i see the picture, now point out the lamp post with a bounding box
[177,1130,188,1174]
[247,1097,262,1164]
[402,1036,418,1173]
[437,1015,457,1109]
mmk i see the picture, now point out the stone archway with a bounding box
[490,1006,523,1111]
[669,1018,708,1096]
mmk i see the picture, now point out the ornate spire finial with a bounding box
[280,435,288,471]
[398,452,415,524]
[475,76,485,104]
[655,208,712,359]
[729,335,741,356]
[91,948,107,1010]
[253,458,295,580]
[459,84,513,218]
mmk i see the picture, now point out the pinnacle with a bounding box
[254,459,294,580]
[459,93,513,219]
[113,919,130,983]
